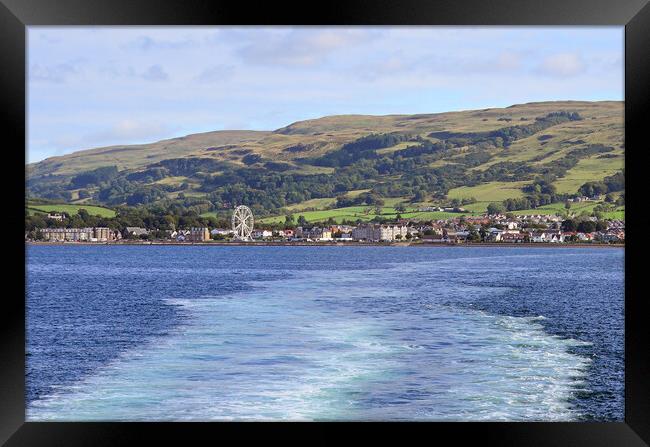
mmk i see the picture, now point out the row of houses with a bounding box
[33,215,625,244]
[39,227,119,242]
[421,227,625,244]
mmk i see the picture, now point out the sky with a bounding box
[27,26,623,163]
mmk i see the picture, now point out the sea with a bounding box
[26,245,624,421]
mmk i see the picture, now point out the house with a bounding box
[407,227,420,237]
[596,232,622,243]
[454,230,470,242]
[304,227,332,241]
[211,228,233,237]
[377,225,408,241]
[352,224,376,241]
[188,227,210,242]
[351,224,407,242]
[543,230,564,243]
[253,230,273,239]
[318,228,333,241]
[486,228,504,242]
[94,227,113,242]
[422,234,448,243]
[501,233,527,243]
[465,216,491,225]
[47,213,64,221]
[529,231,546,243]
[575,232,594,241]
[126,227,149,237]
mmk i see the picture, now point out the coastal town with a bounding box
[28,211,625,245]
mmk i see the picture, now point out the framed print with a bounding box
[2,0,649,445]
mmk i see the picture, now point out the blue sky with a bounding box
[27,26,623,163]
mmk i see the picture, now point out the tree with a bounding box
[285,214,295,226]
[413,190,426,202]
[616,194,625,206]
[297,215,308,227]
[77,208,90,221]
[487,202,505,215]
[561,219,577,232]
[577,220,596,233]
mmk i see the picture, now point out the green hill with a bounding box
[26,101,624,220]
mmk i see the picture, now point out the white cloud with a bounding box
[125,35,197,51]
[236,29,382,67]
[536,53,586,77]
[197,65,235,83]
[141,64,169,81]
[29,59,84,83]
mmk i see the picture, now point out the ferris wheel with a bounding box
[232,205,254,240]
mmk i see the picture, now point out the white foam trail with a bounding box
[28,261,594,421]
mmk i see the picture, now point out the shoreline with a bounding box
[26,241,624,248]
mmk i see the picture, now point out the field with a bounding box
[285,197,337,211]
[258,203,478,225]
[27,203,116,218]
[553,155,624,194]
[255,192,624,225]
[445,181,530,214]
[601,208,625,220]
[447,181,529,202]
[511,200,623,218]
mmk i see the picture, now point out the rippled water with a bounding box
[26,246,624,421]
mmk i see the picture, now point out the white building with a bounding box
[211,228,233,236]
[351,224,408,241]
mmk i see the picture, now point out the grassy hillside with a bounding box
[26,202,116,218]
[27,101,624,221]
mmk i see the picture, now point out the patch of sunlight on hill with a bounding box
[447,181,529,202]
[26,203,116,218]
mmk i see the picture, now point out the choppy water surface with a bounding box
[26,246,624,421]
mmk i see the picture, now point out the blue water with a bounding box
[26,246,624,421]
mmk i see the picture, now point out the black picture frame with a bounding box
[2,0,649,445]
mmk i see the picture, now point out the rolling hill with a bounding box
[26,101,624,221]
